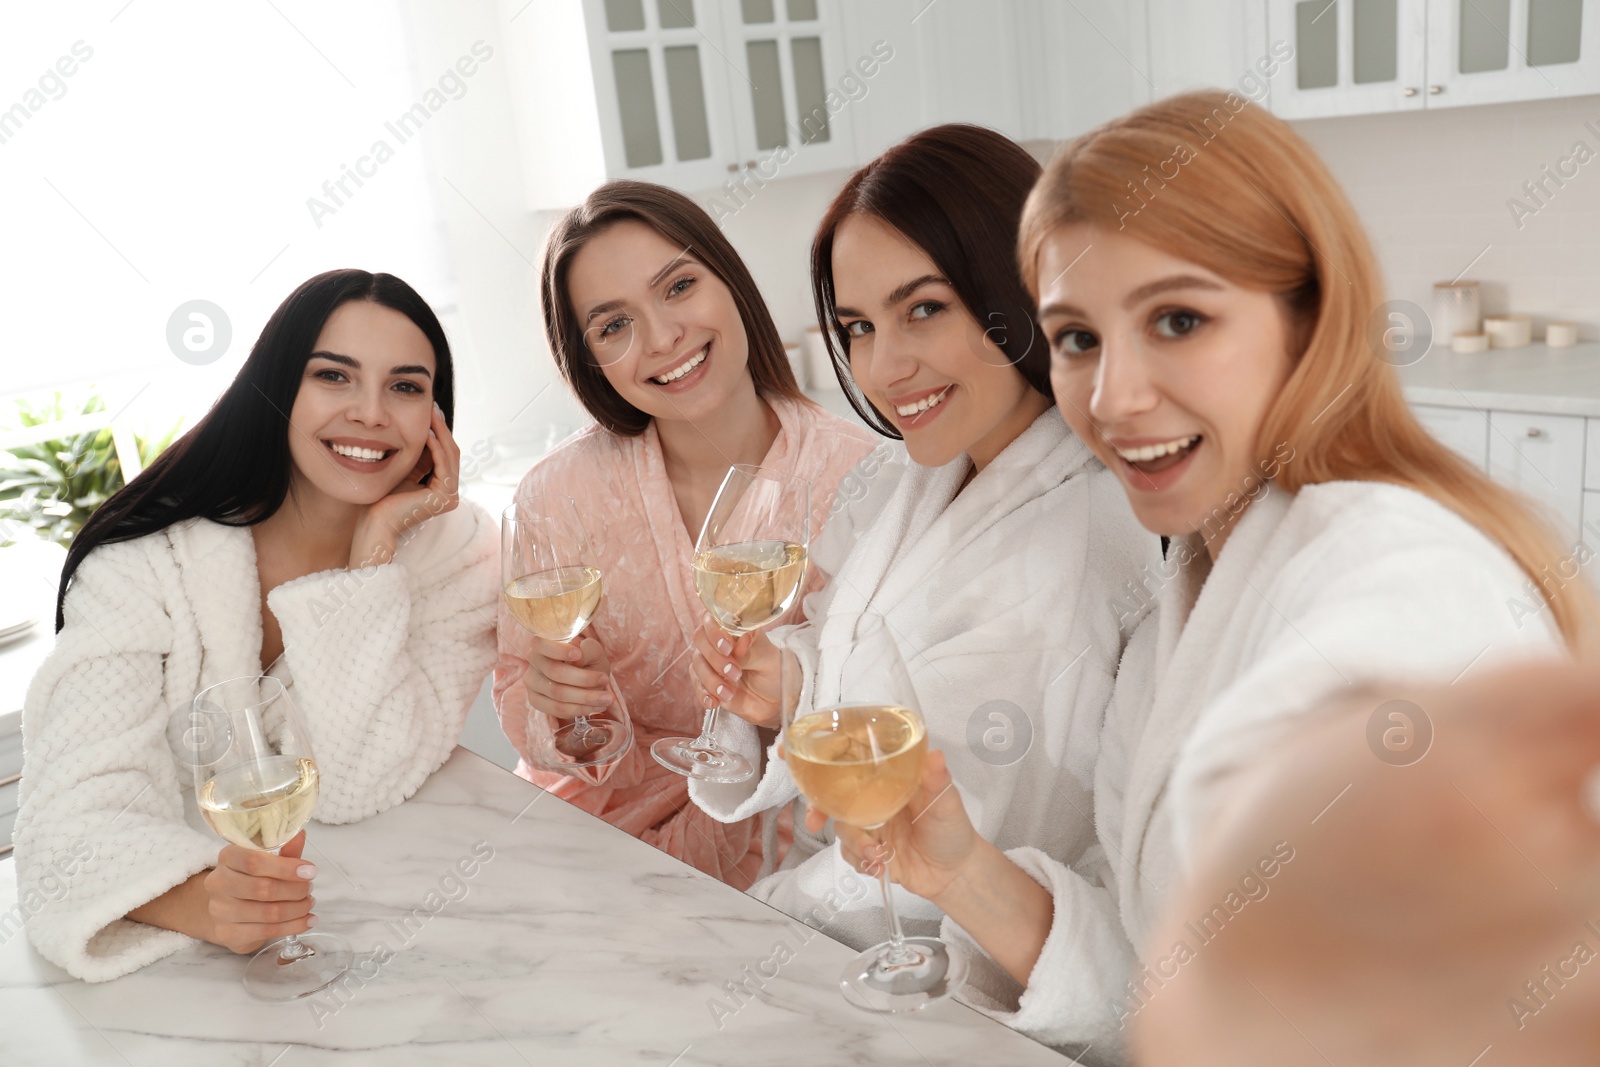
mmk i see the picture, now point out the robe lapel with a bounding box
[166,519,266,688]
[1118,485,1297,872]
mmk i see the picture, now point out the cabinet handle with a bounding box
[1526,427,1543,437]
[1429,84,1444,95]
[727,163,740,173]
[1404,86,1419,97]
[745,160,757,169]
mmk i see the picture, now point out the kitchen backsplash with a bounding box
[1277,93,1599,343]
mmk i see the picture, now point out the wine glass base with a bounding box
[839,936,967,1014]
[548,719,632,768]
[650,736,754,783]
[243,932,354,1002]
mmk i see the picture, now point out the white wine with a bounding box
[785,705,927,829]
[505,566,604,641]
[199,755,320,851]
[692,540,807,636]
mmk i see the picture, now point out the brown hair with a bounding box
[540,179,805,436]
[1019,90,1598,649]
[811,123,1052,438]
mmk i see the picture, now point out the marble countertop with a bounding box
[0,748,1067,1065]
[1397,342,1600,416]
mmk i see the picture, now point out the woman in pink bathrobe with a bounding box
[493,181,874,888]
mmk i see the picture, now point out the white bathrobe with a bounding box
[13,504,498,983]
[690,411,1160,956]
[962,479,1566,1063]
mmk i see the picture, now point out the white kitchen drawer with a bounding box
[1489,411,1586,539]
[1586,420,1600,492]
[1411,403,1488,471]
[1587,491,1600,542]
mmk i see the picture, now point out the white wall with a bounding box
[1289,93,1600,341]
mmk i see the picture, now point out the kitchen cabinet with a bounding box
[1268,0,1600,119]
[1402,344,1600,553]
[1412,401,1490,470]
[506,0,1161,209]
[506,0,859,208]
[1488,409,1586,538]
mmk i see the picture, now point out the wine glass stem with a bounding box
[871,832,917,966]
[278,933,312,961]
[695,705,721,747]
[270,843,315,962]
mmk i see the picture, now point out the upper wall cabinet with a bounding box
[505,0,859,208]
[1268,0,1600,119]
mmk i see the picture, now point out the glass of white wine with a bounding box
[784,614,968,1014]
[502,495,633,785]
[652,464,810,784]
[176,675,352,1001]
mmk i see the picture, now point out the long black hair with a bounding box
[55,269,455,631]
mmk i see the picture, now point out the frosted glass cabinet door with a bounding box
[1424,0,1600,106]
[1266,0,1429,116]
[721,0,857,178]
[584,0,740,189]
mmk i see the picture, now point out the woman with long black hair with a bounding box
[14,269,498,983]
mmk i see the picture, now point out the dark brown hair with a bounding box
[810,123,1051,438]
[540,180,805,436]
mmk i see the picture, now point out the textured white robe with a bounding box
[966,479,1566,1063]
[689,411,1160,980]
[13,504,498,982]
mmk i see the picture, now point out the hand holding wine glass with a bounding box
[689,620,784,729]
[811,749,981,905]
[171,675,351,1001]
[502,495,633,783]
[200,830,317,955]
[782,614,969,1014]
[656,465,810,783]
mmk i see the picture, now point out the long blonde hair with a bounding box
[1019,90,1597,650]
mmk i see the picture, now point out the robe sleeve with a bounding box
[267,502,499,823]
[943,842,1135,1065]
[14,540,217,983]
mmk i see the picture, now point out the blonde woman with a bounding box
[818,91,1595,1062]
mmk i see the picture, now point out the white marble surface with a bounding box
[0,748,1067,1065]
[1397,341,1600,416]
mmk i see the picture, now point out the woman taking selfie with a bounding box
[15,269,499,982]
[831,93,1589,1061]
[492,181,873,888]
[687,125,1157,947]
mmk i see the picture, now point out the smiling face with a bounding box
[566,219,754,426]
[1035,223,1296,551]
[832,213,1047,471]
[285,299,437,506]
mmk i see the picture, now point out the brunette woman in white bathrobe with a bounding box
[14,270,498,983]
[821,93,1597,1063]
[685,124,1161,963]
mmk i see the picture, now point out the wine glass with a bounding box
[170,675,353,1001]
[502,495,634,785]
[652,464,811,784]
[783,613,968,1013]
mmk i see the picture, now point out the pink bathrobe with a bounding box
[493,397,876,888]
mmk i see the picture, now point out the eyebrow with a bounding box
[309,351,433,378]
[835,273,948,319]
[1037,274,1225,320]
[583,249,703,324]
